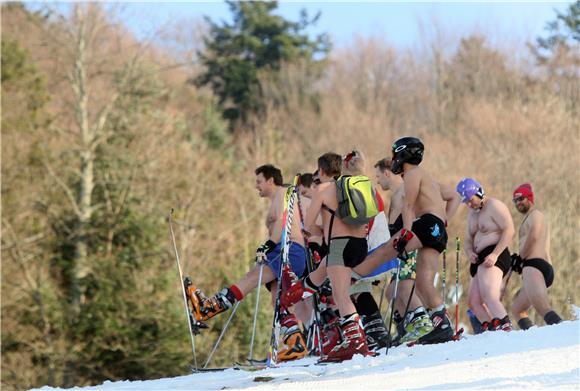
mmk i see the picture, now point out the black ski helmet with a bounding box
[391,136,424,174]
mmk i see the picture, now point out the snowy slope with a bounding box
[34,317,580,391]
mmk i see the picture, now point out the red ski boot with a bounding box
[491,316,513,331]
[320,313,374,363]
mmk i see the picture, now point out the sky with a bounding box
[33,311,580,390]
[27,1,572,50]
[114,1,571,49]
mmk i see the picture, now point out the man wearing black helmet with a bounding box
[353,137,454,344]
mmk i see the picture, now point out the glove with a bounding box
[393,229,414,253]
[256,240,276,263]
[308,241,329,259]
[511,253,523,274]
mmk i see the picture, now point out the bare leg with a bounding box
[390,279,423,314]
[327,265,357,316]
[353,235,422,277]
[477,266,508,318]
[294,298,313,326]
[236,263,276,296]
[468,277,492,322]
[308,260,327,286]
[522,268,552,316]
[415,247,442,310]
[511,288,531,321]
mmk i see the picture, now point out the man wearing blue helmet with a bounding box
[352,137,459,344]
[456,178,515,332]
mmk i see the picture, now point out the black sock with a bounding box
[303,275,319,292]
[517,317,534,330]
[544,310,562,325]
[353,292,379,316]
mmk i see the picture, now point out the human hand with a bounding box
[469,252,478,264]
[393,229,414,253]
[256,240,276,263]
[483,252,498,267]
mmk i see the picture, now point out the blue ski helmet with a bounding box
[391,137,424,174]
[456,178,485,203]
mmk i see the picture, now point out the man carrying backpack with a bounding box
[342,150,391,351]
[351,137,455,344]
[282,152,378,362]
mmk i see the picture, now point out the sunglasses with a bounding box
[513,196,526,203]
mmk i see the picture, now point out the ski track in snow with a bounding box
[34,320,580,391]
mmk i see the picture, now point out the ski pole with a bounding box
[296,183,324,357]
[248,262,264,362]
[385,251,405,356]
[442,249,447,307]
[378,272,389,316]
[455,237,460,334]
[169,209,198,369]
[203,301,240,369]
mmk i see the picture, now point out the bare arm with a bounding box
[519,211,543,258]
[269,190,285,243]
[440,183,461,223]
[304,187,323,237]
[484,200,515,266]
[402,169,420,231]
[463,215,478,263]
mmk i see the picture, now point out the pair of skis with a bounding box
[169,176,302,370]
[266,175,300,367]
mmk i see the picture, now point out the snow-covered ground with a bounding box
[35,312,580,391]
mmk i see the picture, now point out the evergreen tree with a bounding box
[531,1,579,112]
[195,0,330,127]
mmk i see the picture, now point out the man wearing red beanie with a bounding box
[510,183,562,329]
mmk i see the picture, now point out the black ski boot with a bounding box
[417,306,454,345]
[361,311,391,351]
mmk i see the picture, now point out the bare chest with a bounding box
[471,212,499,234]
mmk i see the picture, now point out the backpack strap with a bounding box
[321,204,335,216]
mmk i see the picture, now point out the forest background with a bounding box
[1,2,578,390]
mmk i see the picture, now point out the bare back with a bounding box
[519,209,551,262]
[267,186,305,246]
[306,181,366,241]
[404,166,446,221]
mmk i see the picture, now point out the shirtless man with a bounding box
[375,157,461,343]
[510,183,562,329]
[282,152,372,362]
[456,178,514,331]
[189,164,308,361]
[351,137,454,344]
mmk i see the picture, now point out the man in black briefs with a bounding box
[510,184,562,329]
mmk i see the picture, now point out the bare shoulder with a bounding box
[317,181,334,195]
[528,209,545,224]
[405,166,423,179]
[272,187,286,209]
[488,197,509,213]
